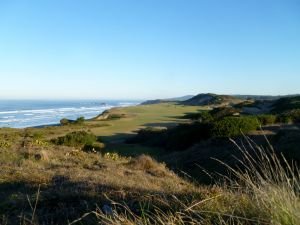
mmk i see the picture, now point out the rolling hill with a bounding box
[141,95,194,105]
[182,93,242,106]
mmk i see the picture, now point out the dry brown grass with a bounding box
[0,138,199,224]
[1,123,299,225]
[70,136,300,225]
[126,154,168,177]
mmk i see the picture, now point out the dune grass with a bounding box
[1,103,299,224]
[74,136,300,225]
[1,129,299,224]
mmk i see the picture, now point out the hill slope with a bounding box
[182,93,242,106]
[272,96,300,113]
[141,95,194,105]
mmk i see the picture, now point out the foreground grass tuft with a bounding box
[80,137,300,225]
[127,154,168,177]
[225,137,300,225]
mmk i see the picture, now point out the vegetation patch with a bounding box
[257,114,277,125]
[128,114,264,151]
[51,131,105,152]
[103,152,130,161]
[127,123,212,151]
[210,107,241,119]
[127,154,167,176]
[1,100,300,225]
[272,96,300,113]
[60,116,85,126]
[106,113,126,120]
[277,109,300,123]
[0,140,12,148]
[182,111,213,122]
[212,116,260,137]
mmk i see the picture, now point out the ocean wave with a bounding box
[0,106,111,115]
[118,102,138,106]
[0,101,140,128]
[0,118,24,123]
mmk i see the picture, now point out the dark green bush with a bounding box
[32,132,44,140]
[257,114,277,125]
[75,117,85,125]
[277,109,300,123]
[212,116,259,137]
[182,111,213,123]
[126,123,212,151]
[273,130,300,162]
[107,114,125,120]
[199,111,214,123]
[163,122,212,151]
[272,96,300,113]
[52,131,104,151]
[276,114,293,124]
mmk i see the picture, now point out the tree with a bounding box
[75,116,85,125]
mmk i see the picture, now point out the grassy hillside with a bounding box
[0,101,300,224]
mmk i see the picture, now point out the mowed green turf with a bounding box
[89,103,204,141]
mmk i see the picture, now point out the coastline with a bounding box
[0,100,141,129]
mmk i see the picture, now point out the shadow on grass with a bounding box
[166,110,208,120]
[0,176,201,225]
[142,122,179,128]
[100,132,136,143]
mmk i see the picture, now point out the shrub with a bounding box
[126,123,212,151]
[277,109,300,123]
[52,131,104,151]
[272,96,300,113]
[33,139,49,147]
[212,116,259,137]
[75,116,85,125]
[273,130,300,162]
[106,114,125,120]
[163,122,212,150]
[182,111,213,122]
[198,111,214,122]
[60,118,71,126]
[32,131,44,140]
[276,114,293,124]
[0,140,12,148]
[257,114,277,125]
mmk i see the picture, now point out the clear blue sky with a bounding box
[0,0,299,100]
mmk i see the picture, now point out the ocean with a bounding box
[0,100,140,128]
